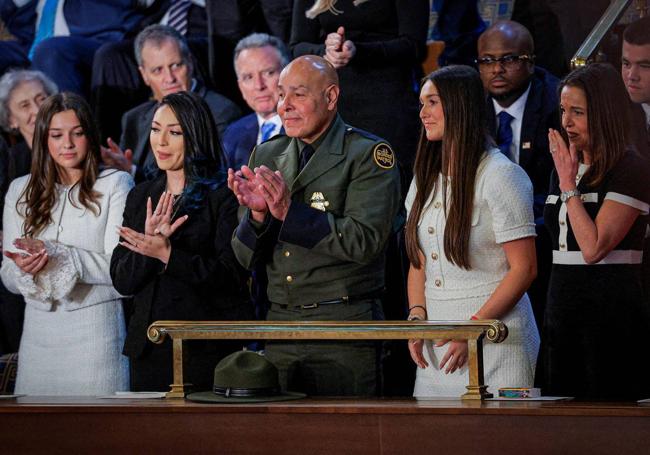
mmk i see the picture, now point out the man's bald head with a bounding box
[478,20,534,55]
[477,20,535,107]
[277,55,340,143]
[282,55,339,90]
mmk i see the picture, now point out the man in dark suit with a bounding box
[477,20,560,328]
[230,56,400,396]
[621,17,650,307]
[222,33,290,171]
[102,25,242,183]
[91,0,211,142]
[622,16,650,155]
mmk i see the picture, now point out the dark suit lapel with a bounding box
[242,114,259,155]
[486,97,497,137]
[134,102,157,168]
[291,116,346,194]
[519,78,543,171]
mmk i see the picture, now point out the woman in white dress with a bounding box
[405,65,540,398]
[0,93,133,395]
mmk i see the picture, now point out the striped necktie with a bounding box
[167,0,192,36]
[28,0,59,60]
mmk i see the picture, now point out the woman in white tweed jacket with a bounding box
[0,93,133,395]
[405,66,540,397]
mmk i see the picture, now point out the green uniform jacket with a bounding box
[231,115,401,307]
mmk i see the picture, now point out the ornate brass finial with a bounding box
[485,321,508,343]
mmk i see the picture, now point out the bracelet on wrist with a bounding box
[408,305,426,314]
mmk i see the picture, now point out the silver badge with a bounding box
[309,192,330,211]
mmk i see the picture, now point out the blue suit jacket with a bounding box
[222,113,258,171]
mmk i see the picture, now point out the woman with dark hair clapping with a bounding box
[0,92,132,395]
[538,63,650,400]
[111,91,252,392]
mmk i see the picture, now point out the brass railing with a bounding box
[572,0,647,68]
[147,320,508,401]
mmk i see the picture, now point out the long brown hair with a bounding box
[19,92,102,237]
[406,65,493,270]
[559,63,630,188]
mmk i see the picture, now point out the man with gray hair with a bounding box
[104,24,241,182]
[222,33,290,171]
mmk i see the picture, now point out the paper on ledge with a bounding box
[98,391,166,399]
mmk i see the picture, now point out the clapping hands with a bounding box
[228,165,292,222]
[4,238,48,275]
[118,191,188,264]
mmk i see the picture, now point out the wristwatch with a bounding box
[560,189,581,202]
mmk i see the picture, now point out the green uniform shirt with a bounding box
[232,115,401,306]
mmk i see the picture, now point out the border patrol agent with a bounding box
[229,55,400,396]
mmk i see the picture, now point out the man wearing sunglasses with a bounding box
[476,20,561,330]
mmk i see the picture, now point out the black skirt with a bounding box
[536,263,650,400]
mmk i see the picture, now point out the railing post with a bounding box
[462,334,492,400]
[166,337,188,399]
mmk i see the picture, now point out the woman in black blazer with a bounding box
[110,91,252,392]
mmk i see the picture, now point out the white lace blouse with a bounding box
[0,169,134,311]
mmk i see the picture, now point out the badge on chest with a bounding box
[309,192,330,211]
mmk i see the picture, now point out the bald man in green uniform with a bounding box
[228,55,401,396]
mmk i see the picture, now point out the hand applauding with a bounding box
[4,238,48,275]
[118,191,188,263]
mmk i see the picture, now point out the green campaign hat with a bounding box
[186,350,306,403]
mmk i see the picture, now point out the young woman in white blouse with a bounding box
[0,93,133,395]
[405,66,540,397]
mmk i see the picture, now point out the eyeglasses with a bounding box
[475,54,534,71]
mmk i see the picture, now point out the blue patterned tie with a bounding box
[28,0,59,60]
[167,0,192,36]
[260,121,275,143]
[497,111,514,160]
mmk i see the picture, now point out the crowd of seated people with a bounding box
[0,0,648,402]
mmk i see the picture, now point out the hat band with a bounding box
[213,385,281,398]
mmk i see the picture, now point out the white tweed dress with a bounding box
[0,170,133,395]
[407,150,540,398]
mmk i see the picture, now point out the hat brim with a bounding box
[186,390,306,403]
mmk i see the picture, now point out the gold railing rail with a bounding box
[571,0,646,68]
[147,320,508,401]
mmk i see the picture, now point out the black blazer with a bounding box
[487,66,561,221]
[111,174,252,360]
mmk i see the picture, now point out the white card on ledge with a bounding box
[98,391,166,399]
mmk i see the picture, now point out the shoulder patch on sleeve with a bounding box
[373,142,395,169]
